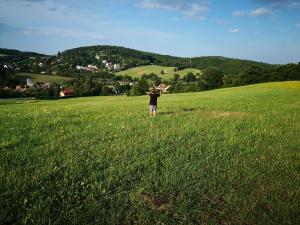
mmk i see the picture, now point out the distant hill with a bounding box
[0,45,277,77]
[0,48,48,64]
[61,45,276,74]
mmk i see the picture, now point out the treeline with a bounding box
[129,62,300,95]
[1,61,299,99]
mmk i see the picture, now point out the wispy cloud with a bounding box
[211,19,228,25]
[229,28,240,33]
[232,7,272,17]
[296,23,300,28]
[22,26,106,40]
[251,7,272,16]
[252,0,300,9]
[137,0,209,21]
[232,10,246,16]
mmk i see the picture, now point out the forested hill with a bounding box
[0,45,277,76]
[61,45,276,74]
[0,48,48,64]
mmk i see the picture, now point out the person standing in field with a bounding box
[147,87,160,117]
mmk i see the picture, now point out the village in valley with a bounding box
[1,48,173,98]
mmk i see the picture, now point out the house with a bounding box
[41,71,46,75]
[76,65,85,70]
[87,64,98,70]
[16,85,28,92]
[27,78,33,86]
[3,64,14,69]
[59,88,74,98]
[38,62,43,67]
[35,82,50,90]
[95,54,100,60]
[129,82,138,87]
[105,62,113,70]
[113,64,121,70]
[102,60,107,64]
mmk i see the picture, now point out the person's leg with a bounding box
[153,105,157,116]
[150,105,153,116]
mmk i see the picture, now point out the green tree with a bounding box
[184,72,197,82]
[173,74,180,82]
[200,67,224,89]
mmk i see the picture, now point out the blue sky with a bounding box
[0,0,300,64]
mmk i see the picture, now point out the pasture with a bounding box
[17,73,73,85]
[116,65,201,79]
[0,81,299,225]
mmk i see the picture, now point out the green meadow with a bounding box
[116,65,201,79]
[17,73,74,85]
[1,81,299,225]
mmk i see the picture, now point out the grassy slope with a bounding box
[17,73,74,85]
[116,65,201,79]
[1,81,299,225]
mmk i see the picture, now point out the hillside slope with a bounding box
[1,81,299,224]
[116,65,201,79]
[0,48,48,64]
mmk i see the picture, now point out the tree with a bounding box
[184,72,197,82]
[238,66,264,85]
[101,86,113,96]
[200,67,224,89]
[173,74,180,82]
[130,79,149,96]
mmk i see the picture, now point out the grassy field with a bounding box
[116,65,201,79]
[1,81,299,225]
[17,73,73,85]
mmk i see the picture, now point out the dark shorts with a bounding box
[150,105,157,112]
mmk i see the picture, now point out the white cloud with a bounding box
[137,0,209,20]
[229,28,240,33]
[15,25,106,40]
[253,0,300,9]
[296,23,300,27]
[232,10,246,16]
[251,7,272,16]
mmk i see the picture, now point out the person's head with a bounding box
[149,87,156,93]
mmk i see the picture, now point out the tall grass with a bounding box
[1,81,299,225]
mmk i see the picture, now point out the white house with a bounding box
[113,64,121,70]
[76,65,85,70]
[87,64,98,70]
[27,78,33,86]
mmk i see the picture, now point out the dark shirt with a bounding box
[149,93,160,105]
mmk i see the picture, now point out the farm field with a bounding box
[17,73,74,85]
[1,81,299,225]
[116,65,201,79]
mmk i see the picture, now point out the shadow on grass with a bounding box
[160,107,197,116]
[0,100,40,105]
